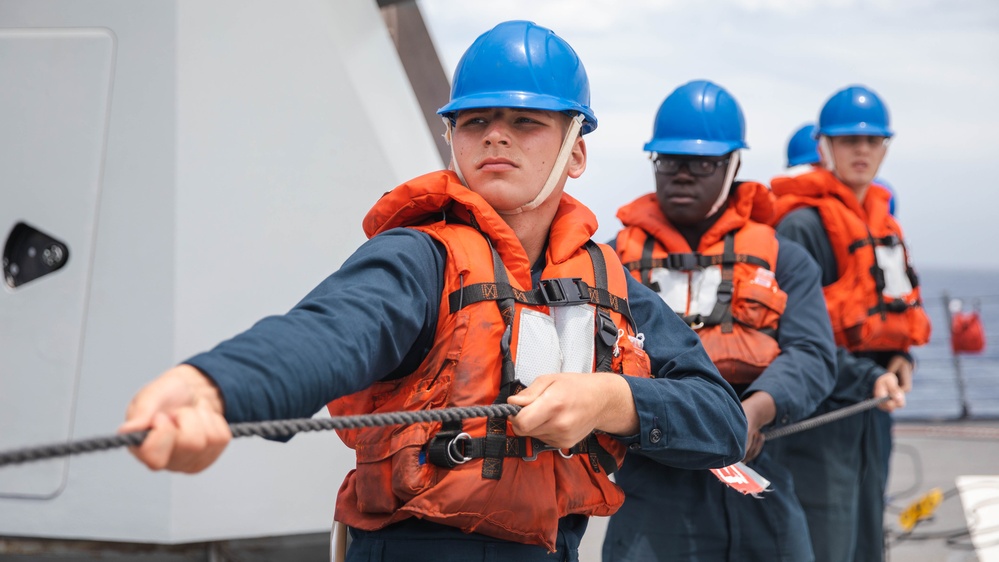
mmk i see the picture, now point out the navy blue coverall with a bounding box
[602,235,836,562]
[771,207,913,562]
[183,228,748,562]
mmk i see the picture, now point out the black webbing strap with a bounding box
[583,241,627,476]
[717,233,736,333]
[640,236,661,292]
[869,259,889,320]
[856,230,925,321]
[481,244,519,480]
[448,278,586,310]
[683,233,737,332]
[868,299,924,316]
[852,229,924,320]
[426,433,619,475]
[584,241,621,373]
[425,419,465,469]
[585,434,620,475]
[906,265,920,290]
[699,251,770,271]
[447,267,635,329]
[447,280,634,326]
[623,248,770,273]
[848,233,900,254]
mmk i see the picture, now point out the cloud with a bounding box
[418,0,999,268]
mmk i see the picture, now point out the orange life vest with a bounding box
[327,171,651,552]
[771,168,931,351]
[615,182,787,385]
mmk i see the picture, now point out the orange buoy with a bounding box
[951,311,985,354]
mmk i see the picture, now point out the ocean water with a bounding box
[898,267,999,421]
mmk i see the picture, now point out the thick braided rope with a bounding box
[763,396,891,441]
[0,397,897,467]
[0,404,522,468]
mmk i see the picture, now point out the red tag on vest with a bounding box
[710,462,771,496]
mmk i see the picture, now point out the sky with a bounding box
[417,0,999,270]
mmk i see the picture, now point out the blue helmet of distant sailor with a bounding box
[816,84,893,175]
[786,123,821,168]
[817,85,893,138]
[437,20,596,214]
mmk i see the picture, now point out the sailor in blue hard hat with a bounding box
[786,122,822,169]
[605,79,835,562]
[120,21,747,562]
[769,84,930,562]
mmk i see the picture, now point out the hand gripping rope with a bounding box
[0,397,894,468]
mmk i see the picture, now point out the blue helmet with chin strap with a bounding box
[786,123,820,167]
[436,20,597,135]
[818,85,894,138]
[644,80,747,156]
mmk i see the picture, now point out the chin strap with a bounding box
[443,117,469,187]
[706,151,741,217]
[819,136,836,172]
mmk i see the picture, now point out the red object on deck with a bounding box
[951,312,986,354]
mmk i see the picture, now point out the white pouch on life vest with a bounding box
[649,267,721,318]
[515,304,596,386]
[874,245,913,298]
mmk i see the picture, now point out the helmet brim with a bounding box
[437,92,597,135]
[643,138,747,157]
[819,124,894,138]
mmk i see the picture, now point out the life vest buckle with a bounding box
[884,298,911,313]
[539,277,589,306]
[665,253,701,271]
[878,234,901,248]
[597,309,619,347]
[523,438,574,461]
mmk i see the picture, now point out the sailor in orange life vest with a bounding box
[118,21,747,562]
[602,80,836,561]
[768,85,931,562]
[786,122,899,217]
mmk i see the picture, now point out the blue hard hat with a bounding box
[436,21,597,135]
[818,85,894,138]
[874,177,897,216]
[786,123,820,167]
[644,80,747,156]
